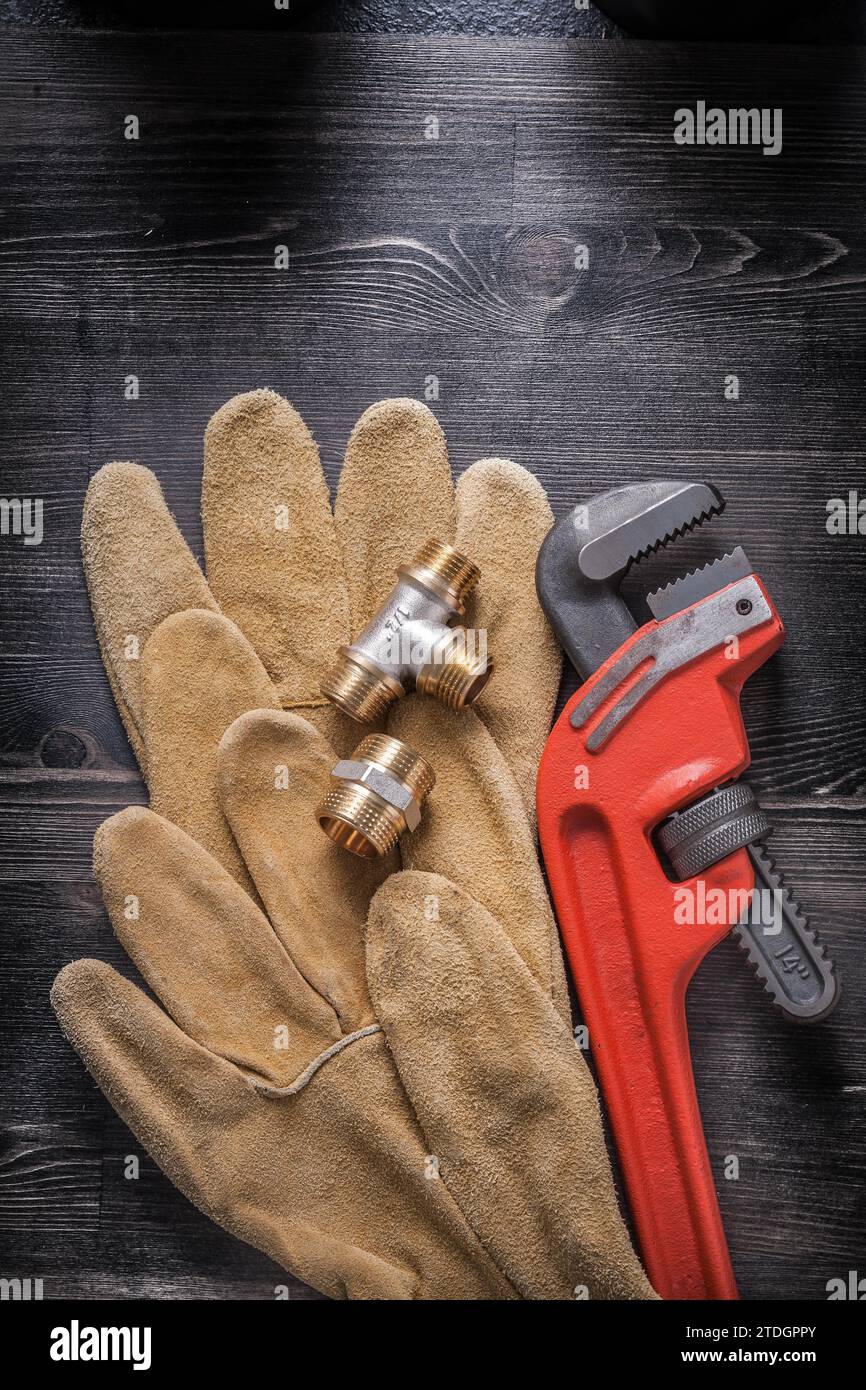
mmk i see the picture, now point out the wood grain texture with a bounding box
[0,28,863,1302]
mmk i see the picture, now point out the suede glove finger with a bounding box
[366,870,657,1302]
[141,609,280,893]
[95,806,343,1079]
[454,457,561,819]
[82,462,219,771]
[334,397,455,630]
[202,390,350,736]
[217,709,390,1032]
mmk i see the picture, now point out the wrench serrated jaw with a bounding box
[578,481,724,582]
[646,546,754,621]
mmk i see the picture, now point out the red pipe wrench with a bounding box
[535,481,837,1301]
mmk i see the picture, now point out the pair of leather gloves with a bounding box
[52,389,655,1300]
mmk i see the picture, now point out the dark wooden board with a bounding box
[0,28,864,1301]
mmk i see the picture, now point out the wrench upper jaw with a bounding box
[577,480,725,582]
[536,479,725,682]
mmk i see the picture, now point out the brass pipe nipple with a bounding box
[316,734,435,858]
[321,538,492,722]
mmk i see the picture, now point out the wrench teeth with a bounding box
[577,480,725,585]
[646,546,753,620]
[631,499,723,566]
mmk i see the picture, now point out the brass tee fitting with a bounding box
[321,539,492,722]
[316,734,435,858]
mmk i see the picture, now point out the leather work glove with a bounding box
[53,391,655,1299]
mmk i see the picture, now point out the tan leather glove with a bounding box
[54,391,654,1299]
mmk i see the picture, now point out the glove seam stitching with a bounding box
[251,1023,382,1097]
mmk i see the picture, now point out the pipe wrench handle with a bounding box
[540,799,743,1299]
[537,582,784,1299]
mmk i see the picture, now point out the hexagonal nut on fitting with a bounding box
[316,734,436,858]
[320,538,493,722]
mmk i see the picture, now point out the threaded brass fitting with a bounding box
[403,538,480,608]
[321,539,492,723]
[416,628,491,709]
[321,657,401,724]
[316,734,435,858]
